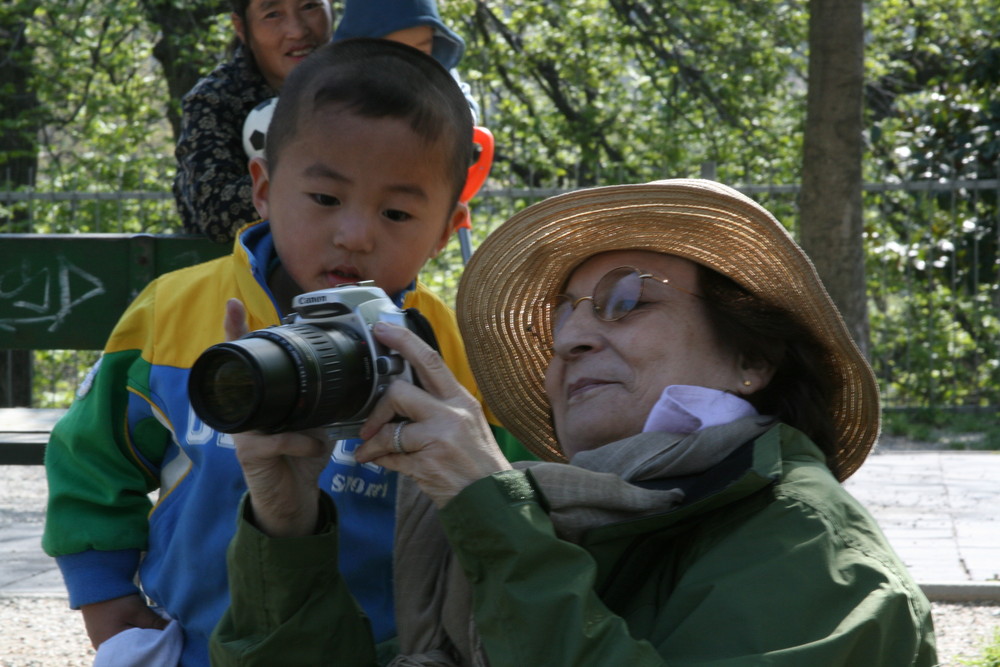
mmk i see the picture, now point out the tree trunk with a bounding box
[799,0,869,358]
[0,4,40,407]
[141,1,227,141]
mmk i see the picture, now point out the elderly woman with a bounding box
[211,180,937,665]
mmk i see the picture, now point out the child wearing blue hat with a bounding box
[335,0,480,123]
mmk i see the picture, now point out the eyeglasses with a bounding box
[550,266,701,334]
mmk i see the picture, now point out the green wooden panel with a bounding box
[0,234,229,350]
[0,408,65,464]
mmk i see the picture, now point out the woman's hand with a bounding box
[356,322,512,507]
[225,299,332,537]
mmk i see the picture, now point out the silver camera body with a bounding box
[285,282,415,439]
[189,281,430,439]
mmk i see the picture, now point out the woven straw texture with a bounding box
[457,179,879,481]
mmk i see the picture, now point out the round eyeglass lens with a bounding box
[596,267,643,321]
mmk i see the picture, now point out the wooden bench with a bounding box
[0,233,229,464]
[0,408,67,465]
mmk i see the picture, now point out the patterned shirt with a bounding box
[173,47,275,243]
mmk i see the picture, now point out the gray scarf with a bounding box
[389,417,775,666]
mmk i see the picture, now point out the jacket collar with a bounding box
[569,422,827,547]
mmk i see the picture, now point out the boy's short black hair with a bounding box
[266,38,474,205]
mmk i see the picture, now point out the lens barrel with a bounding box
[188,323,372,433]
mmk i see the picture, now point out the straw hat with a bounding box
[456,179,879,481]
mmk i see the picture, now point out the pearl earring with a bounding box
[743,379,752,387]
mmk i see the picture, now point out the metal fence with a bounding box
[3,177,999,410]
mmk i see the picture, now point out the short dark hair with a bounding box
[229,0,249,17]
[697,266,838,468]
[228,0,251,58]
[265,38,473,204]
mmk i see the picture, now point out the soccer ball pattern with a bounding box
[242,97,278,160]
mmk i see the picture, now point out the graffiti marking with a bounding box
[0,255,107,332]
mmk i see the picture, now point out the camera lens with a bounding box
[189,323,372,433]
[189,337,297,432]
[196,354,262,425]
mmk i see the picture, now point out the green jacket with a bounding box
[211,424,937,666]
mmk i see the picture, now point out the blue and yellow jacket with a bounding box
[42,220,527,666]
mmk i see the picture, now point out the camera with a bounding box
[188,282,436,439]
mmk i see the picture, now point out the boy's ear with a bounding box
[430,202,469,258]
[249,157,271,222]
[231,13,247,45]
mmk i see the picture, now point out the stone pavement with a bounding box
[2,449,999,601]
[843,449,1000,600]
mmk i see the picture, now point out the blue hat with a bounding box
[334,0,466,70]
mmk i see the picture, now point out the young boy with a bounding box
[43,39,525,667]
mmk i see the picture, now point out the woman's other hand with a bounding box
[356,322,512,507]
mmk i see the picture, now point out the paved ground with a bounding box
[2,449,999,600]
[844,449,1000,600]
[0,464,63,598]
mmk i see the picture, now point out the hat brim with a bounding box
[456,179,880,481]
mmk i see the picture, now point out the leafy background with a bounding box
[1,0,998,421]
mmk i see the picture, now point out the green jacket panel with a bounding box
[210,497,377,666]
[439,425,936,666]
[210,424,937,666]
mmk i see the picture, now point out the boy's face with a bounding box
[250,106,464,302]
[382,25,434,57]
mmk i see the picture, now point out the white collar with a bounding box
[642,385,758,435]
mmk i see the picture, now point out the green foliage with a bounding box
[865,0,999,274]
[961,628,1000,666]
[857,0,1000,409]
[868,237,1000,408]
[2,0,998,412]
[883,408,1000,450]
[31,350,101,408]
[15,0,230,233]
[447,0,808,187]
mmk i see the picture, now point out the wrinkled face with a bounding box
[250,107,462,307]
[234,0,334,89]
[382,25,434,56]
[543,250,749,458]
